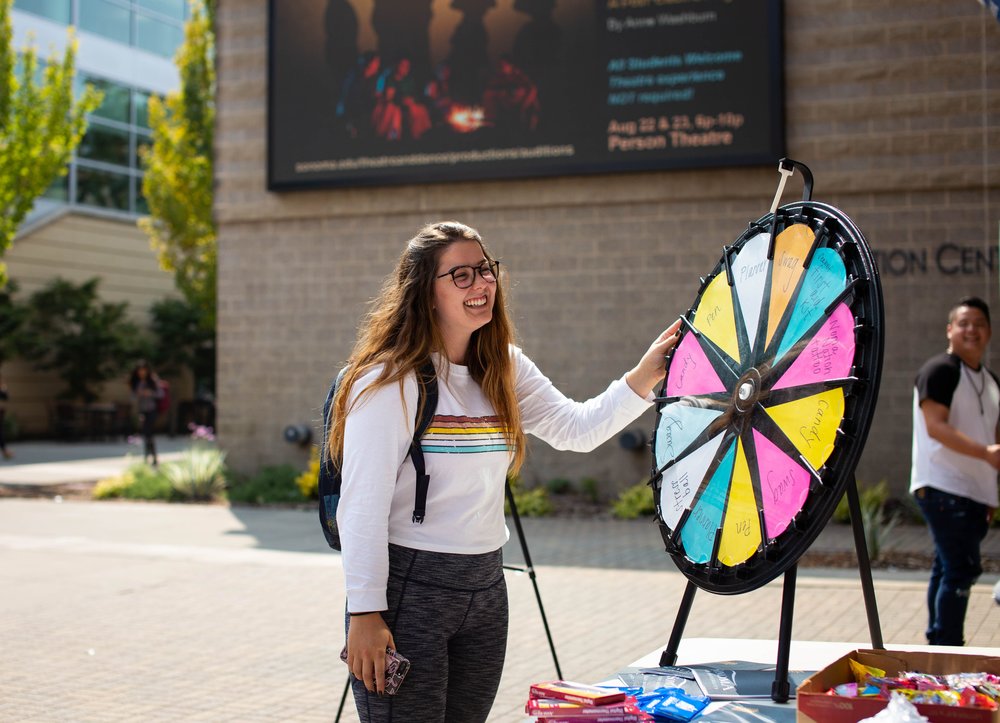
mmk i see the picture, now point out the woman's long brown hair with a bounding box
[327,221,526,473]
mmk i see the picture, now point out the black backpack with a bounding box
[318,362,439,550]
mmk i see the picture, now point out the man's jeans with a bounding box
[914,487,989,646]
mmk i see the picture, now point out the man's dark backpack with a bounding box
[318,363,438,550]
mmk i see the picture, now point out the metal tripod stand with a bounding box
[335,479,562,720]
[657,474,884,703]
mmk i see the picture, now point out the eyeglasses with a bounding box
[436,260,500,289]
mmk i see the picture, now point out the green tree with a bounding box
[19,278,145,402]
[0,279,27,365]
[0,0,101,284]
[148,296,215,394]
[139,0,216,331]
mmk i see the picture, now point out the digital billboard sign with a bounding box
[268,0,783,189]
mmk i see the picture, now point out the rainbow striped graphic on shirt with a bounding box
[421,415,510,454]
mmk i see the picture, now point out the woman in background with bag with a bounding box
[129,361,163,466]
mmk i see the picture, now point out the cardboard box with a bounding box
[797,649,1000,723]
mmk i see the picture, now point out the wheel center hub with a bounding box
[733,369,762,413]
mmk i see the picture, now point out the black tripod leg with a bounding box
[846,475,884,649]
[505,481,563,679]
[772,564,796,703]
[335,674,350,722]
[659,580,697,666]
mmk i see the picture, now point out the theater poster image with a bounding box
[267,0,784,189]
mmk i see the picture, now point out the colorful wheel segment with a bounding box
[652,201,884,595]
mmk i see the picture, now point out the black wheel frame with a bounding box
[651,200,884,595]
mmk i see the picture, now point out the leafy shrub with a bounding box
[93,461,173,500]
[162,447,227,501]
[18,277,145,402]
[580,477,601,504]
[862,505,900,561]
[833,494,849,523]
[886,494,923,525]
[833,480,892,524]
[92,475,132,499]
[505,474,552,517]
[0,280,28,366]
[228,463,305,505]
[148,296,215,394]
[1,412,18,442]
[295,446,321,500]
[544,477,572,495]
[512,487,553,517]
[611,480,655,520]
[831,481,898,560]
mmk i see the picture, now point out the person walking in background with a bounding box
[911,296,1000,646]
[0,372,12,460]
[328,221,681,721]
[129,361,163,466]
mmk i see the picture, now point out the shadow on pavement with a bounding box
[226,505,331,555]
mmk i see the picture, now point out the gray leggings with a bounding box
[346,543,508,723]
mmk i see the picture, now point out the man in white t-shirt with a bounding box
[911,296,1000,646]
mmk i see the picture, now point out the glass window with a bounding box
[76,165,130,210]
[137,0,185,21]
[13,0,70,23]
[133,177,149,214]
[43,173,69,202]
[134,130,152,169]
[49,69,167,216]
[133,90,153,128]
[136,12,183,58]
[78,122,131,167]
[79,0,131,45]
[83,77,131,124]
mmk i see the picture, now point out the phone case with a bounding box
[339,645,410,696]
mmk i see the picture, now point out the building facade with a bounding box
[215,1,1000,499]
[3,0,183,435]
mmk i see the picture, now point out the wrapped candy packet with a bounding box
[977,683,1000,699]
[850,660,886,686]
[894,688,962,706]
[634,687,710,722]
[828,667,1000,709]
[832,682,858,697]
[945,673,1000,688]
[900,673,949,691]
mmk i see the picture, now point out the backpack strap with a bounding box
[320,368,347,477]
[410,361,438,524]
[317,368,348,549]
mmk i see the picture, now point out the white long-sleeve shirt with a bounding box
[337,347,652,612]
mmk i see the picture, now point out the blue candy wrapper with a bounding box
[636,686,710,721]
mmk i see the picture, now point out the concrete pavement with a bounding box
[0,438,194,491]
[0,441,998,721]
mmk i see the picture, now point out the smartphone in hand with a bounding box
[340,645,410,696]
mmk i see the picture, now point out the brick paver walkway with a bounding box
[0,500,997,722]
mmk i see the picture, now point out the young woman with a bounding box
[129,361,164,466]
[330,221,680,722]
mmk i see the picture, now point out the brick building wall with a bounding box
[215,0,999,499]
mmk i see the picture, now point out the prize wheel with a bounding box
[652,172,884,596]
